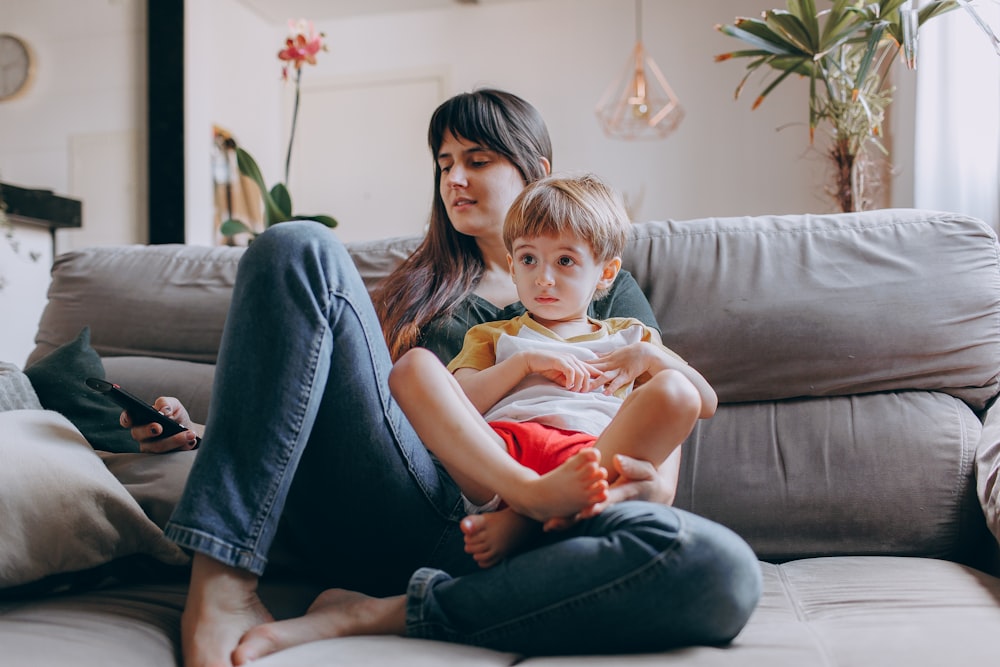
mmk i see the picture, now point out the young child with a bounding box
[389,173,717,567]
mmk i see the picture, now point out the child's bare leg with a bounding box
[461,508,541,568]
[391,349,607,520]
[181,552,274,667]
[233,590,405,664]
[390,348,510,504]
[596,369,701,485]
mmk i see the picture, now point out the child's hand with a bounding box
[590,342,655,395]
[525,350,605,393]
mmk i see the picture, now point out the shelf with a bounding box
[1,182,82,230]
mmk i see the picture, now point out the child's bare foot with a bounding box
[504,448,608,522]
[232,589,406,663]
[182,553,274,667]
[461,509,539,568]
[542,495,607,532]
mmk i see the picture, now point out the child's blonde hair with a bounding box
[503,173,630,263]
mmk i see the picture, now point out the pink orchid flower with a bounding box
[278,19,327,80]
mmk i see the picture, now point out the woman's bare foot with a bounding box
[232,589,406,663]
[461,509,539,568]
[504,448,608,522]
[181,553,274,667]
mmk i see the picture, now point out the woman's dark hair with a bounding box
[374,88,553,360]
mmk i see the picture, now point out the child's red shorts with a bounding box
[489,420,597,476]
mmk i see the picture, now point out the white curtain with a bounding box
[914,2,1000,229]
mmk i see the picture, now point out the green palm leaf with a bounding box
[788,0,821,44]
[718,20,798,54]
[852,22,887,99]
[766,10,817,52]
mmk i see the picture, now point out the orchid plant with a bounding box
[220,19,337,239]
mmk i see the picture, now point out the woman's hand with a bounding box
[544,450,681,531]
[120,396,202,453]
[605,452,679,507]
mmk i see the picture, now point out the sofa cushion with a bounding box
[622,210,1000,408]
[0,410,188,591]
[676,390,991,562]
[102,356,216,426]
[27,244,244,367]
[100,448,197,531]
[25,235,421,370]
[689,558,1000,667]
[2,558,997,667]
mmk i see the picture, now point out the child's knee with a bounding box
[650,370,702,418]
[389,347,438,393]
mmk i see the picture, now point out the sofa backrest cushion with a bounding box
[30,209,1000,412]
[27,235,425,370]
[622,209,1000,410]
[28,244,243,367]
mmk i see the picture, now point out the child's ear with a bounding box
[507,253,516,281]
[598,257,622,290]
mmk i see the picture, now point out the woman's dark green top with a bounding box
[418,270,659,365]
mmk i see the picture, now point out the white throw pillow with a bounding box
[0,362,42,412]
[0,410,188,589]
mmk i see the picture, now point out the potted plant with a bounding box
[716,0,997,212]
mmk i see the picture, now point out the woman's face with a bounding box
[436,130,527,241]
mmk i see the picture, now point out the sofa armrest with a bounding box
[976,403,1000,573]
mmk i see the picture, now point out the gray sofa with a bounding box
[4,208,1000,666]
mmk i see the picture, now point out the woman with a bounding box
[131,89,761,667]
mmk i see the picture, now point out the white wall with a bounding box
[189,0,842,244]
[0,0,938,364]
[0,0,146,365]
[184,0,281,245]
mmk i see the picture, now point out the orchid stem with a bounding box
[284,68,302,186]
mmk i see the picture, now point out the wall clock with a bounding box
[0,34,34,102]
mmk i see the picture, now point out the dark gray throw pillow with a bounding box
[24,326,139,453]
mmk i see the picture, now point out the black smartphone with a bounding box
[85,377,189,440]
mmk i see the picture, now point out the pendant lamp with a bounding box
[595,0,684,140]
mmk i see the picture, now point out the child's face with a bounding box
[507,231,620,326]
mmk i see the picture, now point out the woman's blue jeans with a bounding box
[164,221,761,655]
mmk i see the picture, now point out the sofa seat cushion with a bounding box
[731,557,1000,666]
[526,557,1000,666]
[1,558,996,666]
